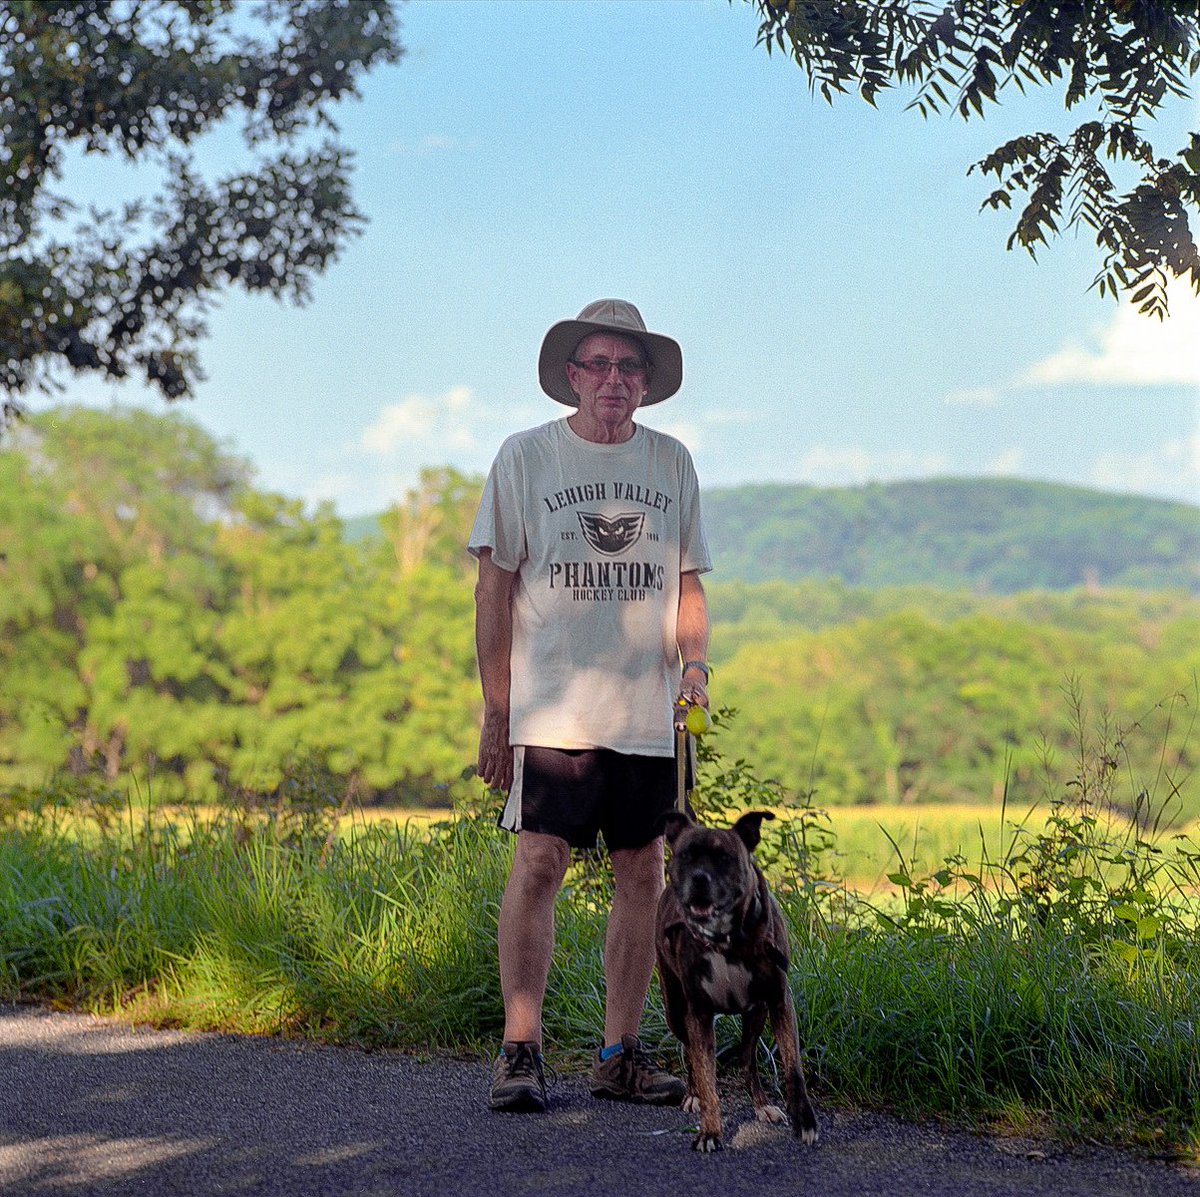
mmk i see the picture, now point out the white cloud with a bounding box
[445,384,472,412]
[329,384,516,514]
[944,386,1000,408]
[986,448,1026,476]
[361,386,477,457]
[1089,433,1200,502]
[362,395,437,453]
[641,404,764,454]
[648,419,700,452]
[797,444,950,486]
[1024,277,1200,388]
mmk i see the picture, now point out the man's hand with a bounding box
[478,706,513,792]
[681,676,705,710]
[675,668,708,726]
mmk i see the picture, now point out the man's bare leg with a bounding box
[498,830,570,1044]
[603,836,665,1045]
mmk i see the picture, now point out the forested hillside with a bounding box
[702,479,1200,592]
[1,407,1196,818]
[348,476,1200,593]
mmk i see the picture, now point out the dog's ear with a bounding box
[731,810,775,852]
[657,809,694,848]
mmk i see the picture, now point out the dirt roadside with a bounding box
[1,1003,1195,1197]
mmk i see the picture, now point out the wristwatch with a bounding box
[681,660,710,681]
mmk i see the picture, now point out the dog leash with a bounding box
[674,696,690,813]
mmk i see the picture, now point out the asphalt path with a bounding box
[1,1003,1195,1196]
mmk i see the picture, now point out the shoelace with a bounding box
[624,1040,660,1079]
[505,1044,557,1091]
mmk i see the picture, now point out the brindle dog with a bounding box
[656,809,818,1153]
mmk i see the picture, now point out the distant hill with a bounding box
[702,478,1200,593]
[341,477,1200,593]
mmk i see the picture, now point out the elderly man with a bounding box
[468,299,712,1113]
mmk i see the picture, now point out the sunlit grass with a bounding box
[4,681,1198,1148]
[3,784,1199,1148]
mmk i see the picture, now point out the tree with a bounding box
[0,0,402,422]
[751,0,1200,317]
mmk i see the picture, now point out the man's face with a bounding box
[564,333,650,430]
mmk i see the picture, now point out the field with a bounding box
[23,795,1200,891]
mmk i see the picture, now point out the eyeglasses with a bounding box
[569,356,649,379]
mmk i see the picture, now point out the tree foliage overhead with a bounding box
[752,0,1200,316]
[0,0,402,420]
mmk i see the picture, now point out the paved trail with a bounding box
[1,1003,1195,1196]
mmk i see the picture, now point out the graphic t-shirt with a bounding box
[468,418,711,756]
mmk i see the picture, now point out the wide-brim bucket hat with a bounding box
[538,299,683,407]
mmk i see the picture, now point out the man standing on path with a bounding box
[469,299,712,1113]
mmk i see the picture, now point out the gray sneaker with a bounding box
[490,1041,547,1112]
[590,1034,686,1105]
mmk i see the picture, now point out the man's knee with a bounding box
[611,836,665,901]
[509,832,570,897]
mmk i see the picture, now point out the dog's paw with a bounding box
[681,1093,701,1114]
[789,1092,819,1145]
[791,1107,819,1146]
[692,1132,723,1153]
[754,1103,787,1124]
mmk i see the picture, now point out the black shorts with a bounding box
[499,745,691,852]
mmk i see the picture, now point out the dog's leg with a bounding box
[657,965,697,1112]
[738,1004,787,1124]
[768,977,819,1145]
[683,1009,722,1152]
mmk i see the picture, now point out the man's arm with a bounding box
[475,548,518,791]
[676,569,710,709]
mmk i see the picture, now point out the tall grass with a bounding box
[2,681,1198,1148]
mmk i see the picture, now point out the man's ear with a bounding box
[657,809,694,848]
[731,810,775,852]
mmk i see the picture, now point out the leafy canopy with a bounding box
[752,0,1200,316]
[0,0,402,421]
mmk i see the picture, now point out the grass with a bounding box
[2,682,1199,1151]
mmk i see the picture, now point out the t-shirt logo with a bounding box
[577,511,645,556]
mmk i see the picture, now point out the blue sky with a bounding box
[35,0,1200,515]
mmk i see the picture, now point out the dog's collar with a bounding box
[729,890,764,948]
[679,889,763,953]
[689,922,731,951]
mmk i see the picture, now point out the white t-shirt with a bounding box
[468,418,712,756]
